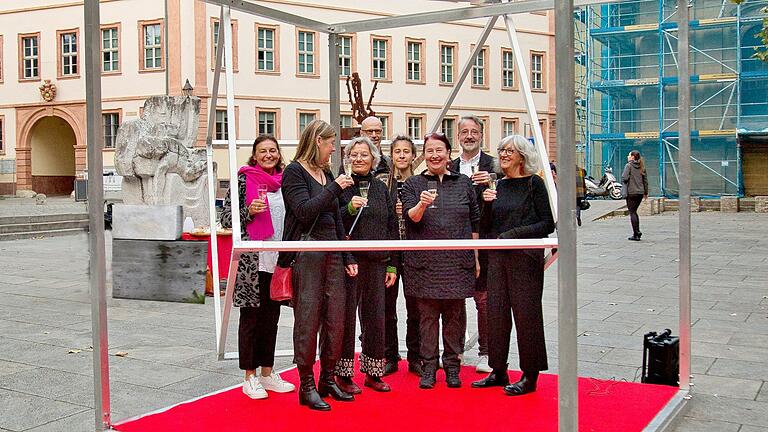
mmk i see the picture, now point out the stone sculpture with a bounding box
[115,96,210,225]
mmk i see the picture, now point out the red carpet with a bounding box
[114,360,677,432]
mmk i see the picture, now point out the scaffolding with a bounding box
[577,0,768,197]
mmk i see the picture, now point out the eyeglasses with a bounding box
[498,148,518,156]
[362,129,383,134]
[459,130,482,137]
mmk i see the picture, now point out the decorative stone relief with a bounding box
[115,96,211,225]
[39,80,57,102]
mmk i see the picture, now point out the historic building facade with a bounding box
[0,0,557,195]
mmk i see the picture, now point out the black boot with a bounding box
[445,368,461,388]
[408,360,423,377]
[298,374,330,411]
[472,370,510,388]
[504,371,539,396]
[318,371,354,401]
[419,362,437,389]
[628,234,641,241]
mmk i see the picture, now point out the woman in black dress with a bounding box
[471,134,555,396]
[279,119,357,411]
[335,136,399,393]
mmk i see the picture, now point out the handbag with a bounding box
[269,214,320,301]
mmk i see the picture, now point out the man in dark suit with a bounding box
[449,115,496,374]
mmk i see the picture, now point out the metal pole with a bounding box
[677,0,692,392]
[84,0,111,430]
[328,32,342,169]
[555,1,578,430]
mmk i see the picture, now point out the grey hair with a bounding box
[497,135,540,175]
[458,115,484,134]
[344,136,381,171]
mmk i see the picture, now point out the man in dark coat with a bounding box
[449,115,496,374]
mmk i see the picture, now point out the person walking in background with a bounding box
[576,165,588,226]
[402,132,480,390]
[384,135,421,376]
[335,137,399,393]
[279,119,357,411]
[622,150,648,241]
[472,135,555,396]
[221,135,296,400]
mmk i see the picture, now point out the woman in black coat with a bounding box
[472,134,555,396]
[335,136,399,394]
[401,132,480,390]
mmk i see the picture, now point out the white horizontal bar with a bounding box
[230,238,558,252]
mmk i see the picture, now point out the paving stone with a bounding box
[689,374,762,400]
[161,372,241,397]
[739,426,768,432]
[707,359,768,382]
[0,360,36,378]
[671,418,741,432]
[25,410,98,432]
[0,368,92,399]
[61,381,191,421]
[685,394,768,428]
[0,388,88,431]
[107,357,203,389]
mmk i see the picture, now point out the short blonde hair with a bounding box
[295,119,335,169]
[497,135,540,175]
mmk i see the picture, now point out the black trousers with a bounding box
[487,250,548,373]
[626,194,644,236]
[338,259,387,376]
[386,262,421,363]
[292,251,346,376]
[238,271,281,371]
[417,298,466,371]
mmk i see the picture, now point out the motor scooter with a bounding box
[585,167,623,200]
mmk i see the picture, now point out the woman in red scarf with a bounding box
[221,135,295,399]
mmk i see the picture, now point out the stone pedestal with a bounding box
[756,196,768,213]
[112,239,207,303]
[720,196,739,213]
[112,204,183,240]
[638,198,656,216]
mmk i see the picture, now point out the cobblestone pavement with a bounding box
[0,204,766,431]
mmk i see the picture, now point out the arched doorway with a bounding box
[29,116,76,195]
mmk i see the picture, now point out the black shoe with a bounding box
[298,375,331,411]
[472,370,510,388]
[445,368,461,388]
[408,361,423,377]
[577,216,582,226]
[504,371,538,396]
[318,372,354,401]
[419,363,437,389]
[383,359,399,376]
[628,235,641,241]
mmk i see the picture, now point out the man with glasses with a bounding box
[360,116,390,179]
[449,115,496,374]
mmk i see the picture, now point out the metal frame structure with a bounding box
[82,0,693,430]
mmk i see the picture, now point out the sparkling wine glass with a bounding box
[359,180,370,207]
[427,180,438,208]
[344,161,353,177]
[488,173,498,191]
[470,164,479,185]
[257,184,268,201]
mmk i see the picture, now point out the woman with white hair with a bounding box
[335,136,400,393]
[471,135,555,396]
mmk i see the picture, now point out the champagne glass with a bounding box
[257,184,268,201]
[359,180,370,207]
[470,164,479,185]
[344,160,353,177]
[488,173,498,191]
[427,180,438,209]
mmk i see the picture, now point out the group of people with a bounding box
[221,115,556,411]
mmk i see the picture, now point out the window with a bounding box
[256,24,279,73]
[407,115,424,139]
[19,33,40,80]
[406,39,424,83]
[103,112,120,149]
[472,46,489,88]
[441,118,456,143]
[371,36,390,81]
[502,118,518,137]
[140,21,164,70]
[297,30,316,75]
[215,110,228,140]
[58,30,79,78]
[0,35,4,83]
[340,115,353,129]
[439,42,457,85]
[101,26,120,73]
[531,51,545,91]
[338,35,353,77]
[0,115,5,154]
[501,48,516,89]
[297,110,318,134]
[258,110,278,136]
[212,18,238,70]
[378,114,390,139]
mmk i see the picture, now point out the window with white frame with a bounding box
[60,32,78,76]
[340,115,353,129]
[21,35,40,79]
[259,111,277,135]
[407,116,423,139]
[102,27,119,72]
[502,49,515,89]
[299,112,316,133]
[297,30,315,74]
[338,35,352,77]
[257,26,276,72]
[215,110,228,140]
[503,119,518,137]
[531,52,544,90]
[441,118,455,142]
[472,48,486,87]
[372,38,387,80]
[379,116,389,139]
[103,113,120,148]
[440,43,454,84]
[406,40,422,82]
[142,23,163,69]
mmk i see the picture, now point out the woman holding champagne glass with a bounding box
[472,135,555,396]
[401,132,480,389]
[335,136,399,393]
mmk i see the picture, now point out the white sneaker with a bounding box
[259,372,296,393]
[476,355,492,373]
[243,375,268,399]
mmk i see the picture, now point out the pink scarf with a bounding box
[238,165,282,241]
